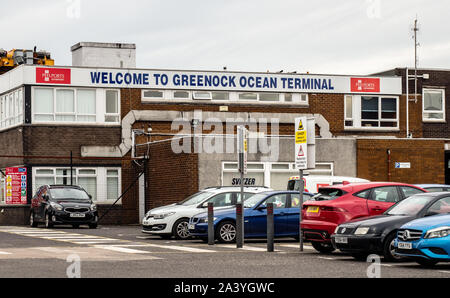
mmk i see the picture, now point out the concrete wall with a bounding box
[198,137,357,190]
[71,42,136,68]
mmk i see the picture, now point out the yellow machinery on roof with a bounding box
[0,48,54,74]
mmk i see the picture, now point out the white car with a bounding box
[142,186,271,239]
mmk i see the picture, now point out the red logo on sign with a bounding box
[36,68,71,84]
[351,78,380,93]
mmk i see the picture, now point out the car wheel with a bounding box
[416,258,438,267]
[311,241,335,253]
[217,221,236,243]
[89,223,98,229]
[383,233,403,262]
[45,213,53,229]
[172,219,191,240]
[30,212,38,227]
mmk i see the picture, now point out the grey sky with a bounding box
[1,0,449,74]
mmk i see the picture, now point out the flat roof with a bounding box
[71,42,136,52]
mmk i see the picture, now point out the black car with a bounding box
[30,185,98,229]
[331,192,450,261]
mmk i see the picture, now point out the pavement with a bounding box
[0,225,449,278]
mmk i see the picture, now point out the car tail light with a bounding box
[320,206,347,212]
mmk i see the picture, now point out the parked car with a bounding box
[415,184,450,192]
[142,186,271,239]
[331,192,450,261]
[30,185,98,229]
[395,213,450,267]
[188,191,314,243]
[287,175,369,194]
[301,182,427,253]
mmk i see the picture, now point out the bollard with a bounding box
[236,203,243,248]
[207,202,214,245]
[267,203,274,252]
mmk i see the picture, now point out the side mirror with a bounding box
[257,205,267,211]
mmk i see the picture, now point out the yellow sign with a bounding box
[298,120,304,131]
[295,131,307,144]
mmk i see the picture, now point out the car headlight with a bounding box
[153,212,176,219]
[90,204,97,211]
[200,217,217,223]
[354,227,370,235]
[424,226,450,239]
[334,226,340,234]
[50,202,63,211]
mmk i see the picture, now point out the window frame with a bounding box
[422,88,446,122]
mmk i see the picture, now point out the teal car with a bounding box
[395,211,450,267]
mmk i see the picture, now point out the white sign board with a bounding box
[237,126,248,174]
[395,162,411,169]
[295,117,308,170]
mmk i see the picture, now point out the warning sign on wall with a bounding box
[5,167,27,205]
[295,117,308,170]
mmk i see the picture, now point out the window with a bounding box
[427,197,450,215]
[193,91,212,100]
[284,94,292,102]
[345,95,399,129]
[212,92,229,100]
[207,192,236,207]
[33,167,121,203]
[370,187,400,203]
[173,91,190,99]
[399,186,424,198]
[262,194,287,209]
[77,90,96,122]
[238,92,258,101]
[423,89,445,121]
[259,93,279,102]
[142,90,164,99]
[105,90,120,123]
[33,87,119,124]
[0,88,23,129]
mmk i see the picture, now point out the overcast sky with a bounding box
[1,0,449,74]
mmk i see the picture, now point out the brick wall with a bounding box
[357,139,445,184]
[0,127,24,167]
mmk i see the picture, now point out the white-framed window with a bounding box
[173,90,190,100]
[142,90,164,100]
[32,87,119,124]
[193,91,212,100]
[0,88,24,130]
[212,91,229,100]
[105,90,120,123]
[32,167,121,203]
[344,95,399,129]
[221,162,333,190]
[423,88,445,122]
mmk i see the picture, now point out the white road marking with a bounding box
[279,244,314,250]
[124,243,216,253]
[0,251,12,255]
[94,245,150,254]
[439,271,450,274]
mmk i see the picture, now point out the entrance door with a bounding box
[446,152,450,185]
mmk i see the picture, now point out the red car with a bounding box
[301,182,427,253]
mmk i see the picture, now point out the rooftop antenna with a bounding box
[413,16,420,103]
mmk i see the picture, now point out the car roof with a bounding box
[415,184,450,188]
[256,190,314,196]
[48,184,84,190]
[319,182,423,191]
[203,186,271,194]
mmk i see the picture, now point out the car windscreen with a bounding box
[177,191,213,206]
[243,193,268,208]
[311,188,346,201]
[386,195,436,216]
[49,188,90,200]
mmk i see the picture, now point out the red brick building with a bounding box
[0,42,448,225]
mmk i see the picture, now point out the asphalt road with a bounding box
[0,225,449,278]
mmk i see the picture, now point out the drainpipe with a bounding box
[387,149,391,182]
[406,68,409,138]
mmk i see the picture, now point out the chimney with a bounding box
[71,42,136,68]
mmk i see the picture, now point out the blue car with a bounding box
[415,184,450,192]
[395,213,450,267]
[188,191,314,243]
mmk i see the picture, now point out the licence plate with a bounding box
[307,206,319,213]
[397,242,412,250]
[70,213,86,218]
[334,236,348,244]
[188,224,195,230]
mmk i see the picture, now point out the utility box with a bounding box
[71,42,136,68]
